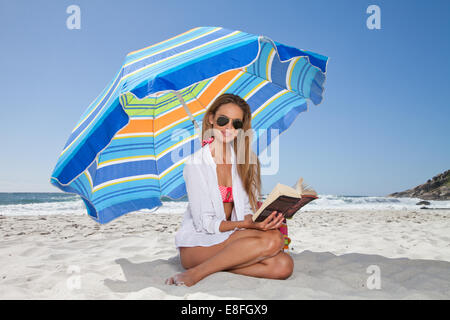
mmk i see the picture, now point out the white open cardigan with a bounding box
[175,142,254,249]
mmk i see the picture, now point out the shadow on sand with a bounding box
[104,250,450,299]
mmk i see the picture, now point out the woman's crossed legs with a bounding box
[166,228,294,286]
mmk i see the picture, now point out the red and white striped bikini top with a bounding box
[218,185,234,203]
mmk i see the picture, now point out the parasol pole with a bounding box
[173,90,202,143]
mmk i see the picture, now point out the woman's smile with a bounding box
[221,130,233,138]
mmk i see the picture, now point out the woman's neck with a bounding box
[210,139,232,164]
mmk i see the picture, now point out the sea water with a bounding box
[0,192,449,217]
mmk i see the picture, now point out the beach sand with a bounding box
[1,209,449,299]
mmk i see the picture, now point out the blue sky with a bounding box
[0,0,449,196]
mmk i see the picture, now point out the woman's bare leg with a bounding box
[227,251,294,279]
[166,229,284,286]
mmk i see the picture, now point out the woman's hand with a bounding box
[242,211,284,231]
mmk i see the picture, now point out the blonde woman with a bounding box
[166,93,293,287]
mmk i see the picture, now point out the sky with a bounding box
[0,0,449,196]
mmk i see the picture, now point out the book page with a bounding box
[253,177,317,221]
[295,177,317,196]
[254,184,299,218]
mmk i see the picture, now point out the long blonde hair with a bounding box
[201,93,261,213]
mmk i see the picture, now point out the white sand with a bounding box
[0,209,449,299]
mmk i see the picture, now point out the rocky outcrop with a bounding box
[388,170,450,200]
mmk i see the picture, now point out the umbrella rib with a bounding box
[173,90,201,139]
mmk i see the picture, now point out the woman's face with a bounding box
[209,103,244,144]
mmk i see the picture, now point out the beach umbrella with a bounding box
[50,26,328,224]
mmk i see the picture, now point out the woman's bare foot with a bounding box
[165,269,198,287]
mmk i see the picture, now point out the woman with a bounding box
[166,93,294,287]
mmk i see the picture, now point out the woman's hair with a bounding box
[201,93,261,213]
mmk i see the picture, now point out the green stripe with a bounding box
[121,78,211,117]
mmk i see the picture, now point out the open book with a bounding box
[252,177,318,222]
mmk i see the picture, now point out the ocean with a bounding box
[1,192,449,218]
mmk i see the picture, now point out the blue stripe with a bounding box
[94,140,191,186]
[257,42,268,77]
[125,27,218,61]
[165,181,187,199]
[124,82,200,107]
[123,28,235,76]
[93,185,161,206]
[160,168,184,189]
[74,67,124,130]
[274,41,328,73]
[127,32,256,88]
[129,38,258,98]
[296,62,308,96]
[299,64,312,97]
[309,71,326,105]
[246,82,284,113]
[73,178,89,199]
[52,100,129,184]
[270,53,290,87]
[81,197,98,219]
[231,74,258,96]
[93,181,187,223]
[101,143,155,154]
[98,121,195,159]
[64,70,123,149]
[125,33,256,92]
[87,160,97,178]
[96,197,163,224]
[256,94,300,128]
[94,159,158,186]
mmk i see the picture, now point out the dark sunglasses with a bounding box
[215,115,244,129]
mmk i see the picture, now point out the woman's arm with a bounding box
[237,185,285,231]
[218,220,246,232]
[218,211,285,232]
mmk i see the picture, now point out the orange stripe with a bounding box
[118,98,204,135]
[117,119,154,134]
[154,98,204,132]
[118,68,243,135]
[197,69,242,107]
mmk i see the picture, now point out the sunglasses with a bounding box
[215,115,244,130]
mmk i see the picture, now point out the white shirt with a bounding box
[175,142,254,249]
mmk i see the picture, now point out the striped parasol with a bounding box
[50,26,328,224]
